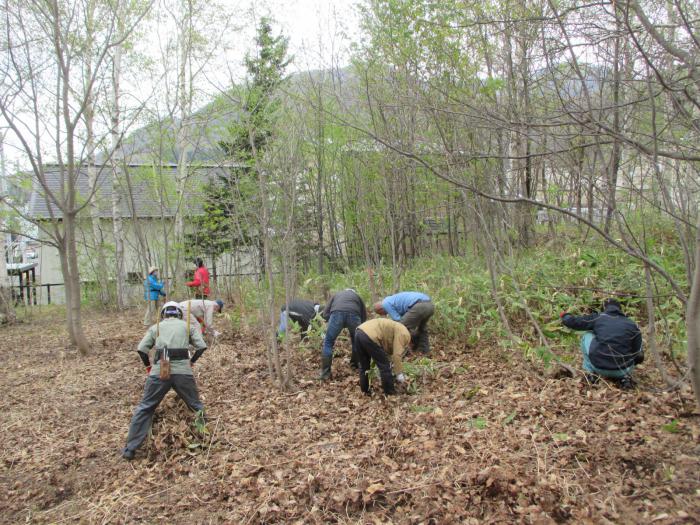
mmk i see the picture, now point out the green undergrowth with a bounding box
[257,237,688,366]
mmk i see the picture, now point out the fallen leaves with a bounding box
[0,310,698,524]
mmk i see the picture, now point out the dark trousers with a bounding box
[355,329,395,394]
[290,314,311,339]
[124,374,204,454]
[401,301,435,353]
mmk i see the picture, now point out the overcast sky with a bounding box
[221,0,362,80]
[0,0,364,169]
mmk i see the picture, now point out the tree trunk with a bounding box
[686,211,700,409]
[174,0,194,289]
[85,2,110,305]
[0,135,16,323]
[61,213,90,354]
[604,18,622,234]
[111,12,126,309]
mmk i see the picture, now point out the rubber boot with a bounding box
[318,356,332,381]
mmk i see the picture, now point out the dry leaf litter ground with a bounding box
[1,308,699,524]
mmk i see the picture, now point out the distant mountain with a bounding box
[114,67,359,164]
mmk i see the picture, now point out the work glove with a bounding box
[146,366,152,375]
[212,330,221,338]
[396,373,406,383]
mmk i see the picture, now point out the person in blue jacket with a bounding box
[143,266,166,325]
[374,291,435,354]
[561,298,643,389]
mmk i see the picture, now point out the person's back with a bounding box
[284,299,318,322]
[196,266,210,295]
[561,299,643,385]
[589,312,641,368]
[323,289,366,319]
[358,318,411,353]
[355,318,411,394]
[381,291,430,319]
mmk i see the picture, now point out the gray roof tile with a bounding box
[28,164,232,220]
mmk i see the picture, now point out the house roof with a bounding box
[27,163,234,220]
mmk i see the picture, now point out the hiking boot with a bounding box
[318,356,332,381]
[618,376,635,390]
[121,448,135,461]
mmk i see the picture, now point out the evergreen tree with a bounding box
[188,18,290,266]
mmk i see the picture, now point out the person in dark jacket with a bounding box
[319,288,367,380]
[561,298,643,388]
[278,299,321,340]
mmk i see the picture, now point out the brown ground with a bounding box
[1,309,699,524]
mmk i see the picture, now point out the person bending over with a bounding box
[355,318,411,395]
[319,289,367,380]
[278,298,321,340]
[374,291,434,354]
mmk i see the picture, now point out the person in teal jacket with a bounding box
[143,266,166,325]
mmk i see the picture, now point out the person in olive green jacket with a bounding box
[122,301,208,460]
[354,318,411,395]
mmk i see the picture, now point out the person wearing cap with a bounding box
[319,289,367,380]
[186,257,210,299]
[278,299,322,340]
[122,301,208,460]
[560,298,644,389]
[143,266,166,326]
[374,291,434,354]
[355,318,411,395]
[178,299,224,338]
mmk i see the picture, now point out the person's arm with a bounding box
[187,270,201,288]
[383,298,402,321]
[189,325,208,363]
[561,312,598,331]
[322,297,333,321]
[137,329,155,367]
[137,351,150,367]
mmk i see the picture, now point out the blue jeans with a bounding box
[322,311,361,359]
[580,332,634,378]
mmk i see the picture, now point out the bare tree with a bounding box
[0,0,150,353]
